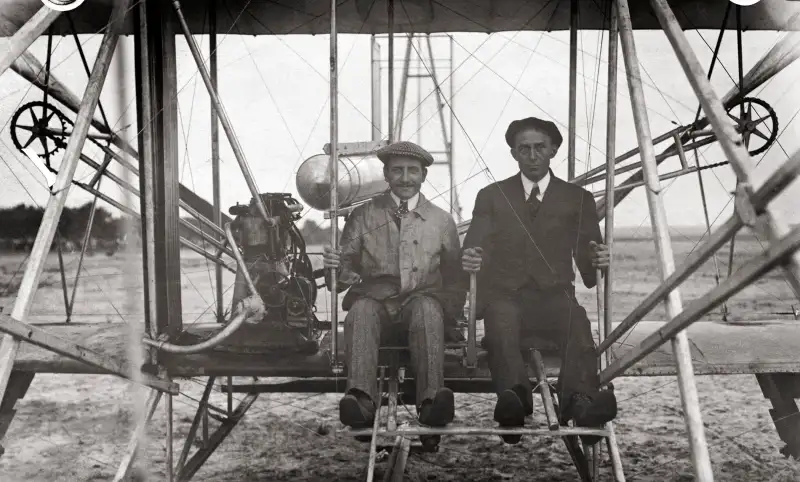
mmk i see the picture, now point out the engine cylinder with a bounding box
[295,153,388,211]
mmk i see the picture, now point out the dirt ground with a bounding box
[0,236,799,481]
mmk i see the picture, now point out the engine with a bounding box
[228,193,320,338]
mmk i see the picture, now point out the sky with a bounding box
[0,23,799,237]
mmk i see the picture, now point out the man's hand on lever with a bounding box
[323,245,361,286]
[462,247,484,273]
[589,241,610,270]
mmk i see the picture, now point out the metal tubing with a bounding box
[329,0,341,371]
[0,0,129,408]
[600,222,800,384]
[171,0,273,227]
[650,0,800,300]
[55,235,70,320]
[0,6,60,77]
[568,0,578,180]
[616,1,713,480]
[142,223,261,354]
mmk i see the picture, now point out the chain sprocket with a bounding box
[726,97,778,156]
[10,101,71,172]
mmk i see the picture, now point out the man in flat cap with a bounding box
[323,140,464,447]
[461,117,617,444]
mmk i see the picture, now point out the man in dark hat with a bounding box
[461,117,617,444]
[323,140,465,447]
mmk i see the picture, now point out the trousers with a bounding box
[483,282,598,411]
[344,295,445,407]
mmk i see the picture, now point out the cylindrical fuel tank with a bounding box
[295,153,388,211]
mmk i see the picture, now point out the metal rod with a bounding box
[387,0,395,142]
[531,350,558,430]
[175,376,217,475]
[210,0,223,325]
[329,0,341,372]
[650,0,800,300]
[449,34,458,218]
[616,1,713,480]
[0,0,130,408]
[366,367,385,482]
[55,233,70,321]
[75,181,235,273]
[604,6,618,339]
[601,222,800,384]
[568,0,578,180]
[171,0,273,227]
[346,425,611,437]
[166,390,174,482]
[371,35,382,141]
[0,6,61,77]
[68,176,102,320]
[466,272,477,368]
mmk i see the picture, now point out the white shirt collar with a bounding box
[520,170,550,201]
[390,191,419,211]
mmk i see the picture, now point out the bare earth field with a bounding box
[0,235,799,481]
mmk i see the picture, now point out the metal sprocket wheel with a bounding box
[726,97,778,156]
[10,101,71,172]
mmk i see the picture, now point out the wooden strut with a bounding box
[0,6,61,77]
[0,0,142,415]
[614,1,714,481]
[328,0,341,372]
[112,389,163,482]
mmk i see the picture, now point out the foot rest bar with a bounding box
[341,426,611,437]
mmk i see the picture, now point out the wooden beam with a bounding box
[0,314,177,393]
[567,0,577,180]
[0,6,60,77]
[650,0,800,300]
[112,389,163,482]
[0,0,130,412]
[615,0,713,479]
[600,223,800,384]
[599,150,800,354]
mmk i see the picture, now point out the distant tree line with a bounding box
[0,203,130,253]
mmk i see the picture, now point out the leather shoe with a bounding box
[340,391,376,442]
[494,389,526,444]
[562,389,618,446]
[418,387,455,450]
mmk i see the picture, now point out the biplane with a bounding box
[1,0,800,480]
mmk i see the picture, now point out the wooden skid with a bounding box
[343,425,611,438]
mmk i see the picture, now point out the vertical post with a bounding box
[371,34,382,141]
[394,34,413,141]
[417,36,423,146]
[616,1,714,480]
[329,0,341,371]
[133,0,158,342]
[68,176,102,321]
[449,35,458,218]
[567,0,578,180]
[0,0,129,407]
[387,0,395,142]
[604,3,618,337]
[166,390,174,482]
[141,0,184,339]
[209,0,223,324]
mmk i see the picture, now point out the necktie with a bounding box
[394,200,409,228]
[527,185,541,218]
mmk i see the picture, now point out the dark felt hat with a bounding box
[376,140,434,167]
[504,117,563,148]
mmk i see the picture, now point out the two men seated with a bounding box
[322,117,617,445]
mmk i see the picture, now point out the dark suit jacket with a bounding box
[462,171,603,314]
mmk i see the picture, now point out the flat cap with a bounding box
[505,116,563,148]
[376,140,434,167]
